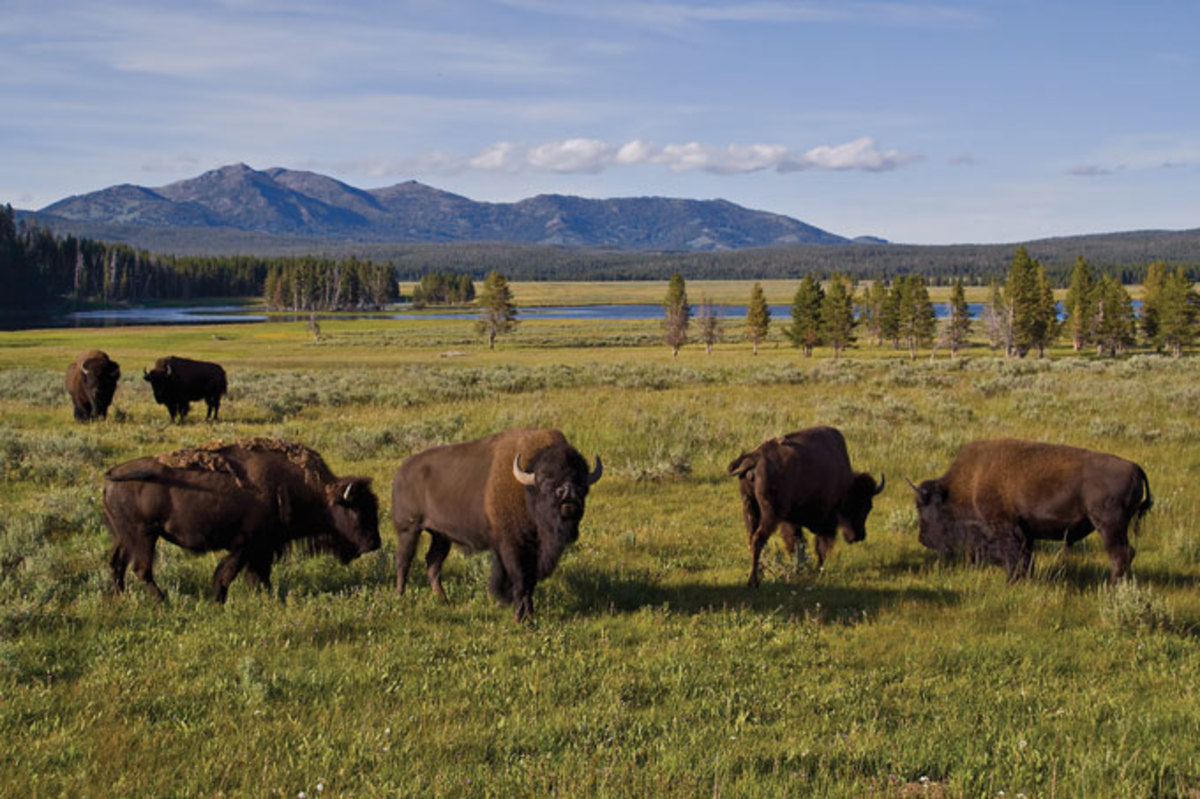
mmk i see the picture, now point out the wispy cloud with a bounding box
[419,136,922,175]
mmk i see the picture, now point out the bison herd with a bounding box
[68,348,1155,622]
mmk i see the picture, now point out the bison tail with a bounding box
[1132,465,1153,534]
[727,452,755,478]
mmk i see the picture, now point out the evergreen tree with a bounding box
[1094,276,1135,356]
[1005,246,1043,357]
[1064,256,1095,352]
[897,274,937,360]
[862,280,888,346]
[745,281,771,355]
[1032,266,1058,357]
[982,278,1009,352]
[1155,268,1198,357]
[879,281,902,349]
[1140,261,1168,348]
[944,277,972,358]
[696,294,723,355]
[662,272,691,356]
[820,273,856,360]
[475,270,519,349]
[786,275,824,356]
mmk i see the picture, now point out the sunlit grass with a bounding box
[1,307,1198,796]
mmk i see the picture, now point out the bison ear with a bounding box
[512,454,537,486]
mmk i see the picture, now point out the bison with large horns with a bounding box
[143,355,227,423]
[391,428,602,622]
[908,438,1152,580]
[728,425,884,587]
[65,349,121,422]
[103,438,380,602]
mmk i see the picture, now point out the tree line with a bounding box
[658,246,1199,360]
[0,205,395,312]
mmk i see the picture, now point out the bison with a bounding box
[728,426,884,587]
[391,428,602,622]
[65,349,121,422]
[103,438,380,602]
[908,438,1152,580]
[143,355,227,422]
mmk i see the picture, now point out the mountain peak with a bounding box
[34,165,849,250]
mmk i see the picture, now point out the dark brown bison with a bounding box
[65,349,121,422]
[143,355,227,422]
[103,438,380,602]
[908,438,1152,580]
[728,426,884,587]
[391,428,602,622]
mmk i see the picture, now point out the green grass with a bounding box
[2,310,1200,796]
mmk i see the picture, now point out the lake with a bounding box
[18,301,1000,329]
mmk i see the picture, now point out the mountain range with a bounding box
[32,163,852,251]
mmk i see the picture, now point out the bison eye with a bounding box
[555,485,569,499]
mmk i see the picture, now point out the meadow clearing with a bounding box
[1,282,1199,796]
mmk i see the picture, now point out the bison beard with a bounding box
[103,439,380,602]
[391,428,601,622]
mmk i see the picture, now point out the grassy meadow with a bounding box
[2,285,1200,796]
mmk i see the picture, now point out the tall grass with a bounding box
[2,315,1200,795]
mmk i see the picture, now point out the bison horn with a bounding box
[512,454,537,486]
[588,454,603,485]
[874,473,886,496]
[80,364,89,376]
[343,482,354,502]
[165,363,172,376]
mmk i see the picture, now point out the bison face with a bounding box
[81,356,121,413]
[325,478,382,562]
[839,472,885,544]
[514,448,603,544]
[911,479,959,556]
[143,367,171,404]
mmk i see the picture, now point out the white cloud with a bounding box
[446,136,920,176]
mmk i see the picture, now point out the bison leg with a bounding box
[496,542,537,622]
[393,520,422,595]
[814,534,836,569]
[129,544,166,602]
[747,511,779,588]
[488,552,512,603]
[1093,511,1136,581]
[425,532,452,601]
[177,402,191,423]
[109,545,129,594]
[212,550,248,603]
[206,396,220,422]
[243,552,274,593]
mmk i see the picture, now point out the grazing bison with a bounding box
[143,355,227,422]
[728,426,884,587]
[908,438,1152,580]
[103,438,380,602]
[391,428,602,622]
[65,349,121,422]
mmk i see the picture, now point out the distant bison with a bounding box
[65,349,121,421]
[143,355,227,422]
[392,428,602,622]
[729,426,884,586]
[103,438,380,602]
[909,438,1152,580]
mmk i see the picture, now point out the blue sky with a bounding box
[2,0,1197,244]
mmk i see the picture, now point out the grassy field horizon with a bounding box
[2,302,1199,795]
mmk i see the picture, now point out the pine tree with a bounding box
[786,275,824,356]
[1005,246,1042,357]
[475,270,519,349]
[745,281,771,355]
[1140,261,1168,348]
[663,272,690,356]
[1155,268,1198,357]
[861,280,888,346]
[897,274,937,360]
[1094,276,1135,357]
[944,277,971,358]
[879,281,902,349]
[982,278,1009,352]
[1032,266,1058,357]
[820,273,856,360]
[1064,256,1095,352]
[696,294,723,355]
